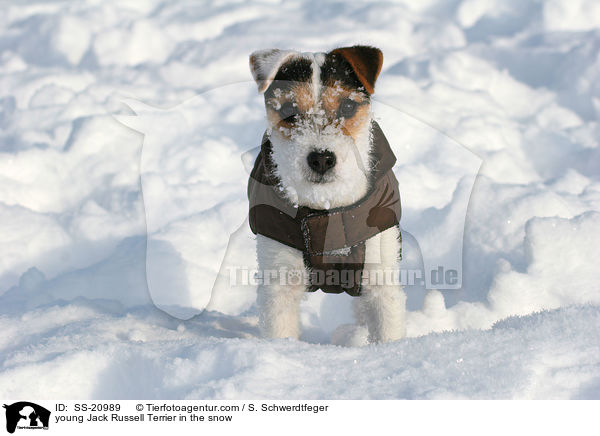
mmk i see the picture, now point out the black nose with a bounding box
[307,151,336,175]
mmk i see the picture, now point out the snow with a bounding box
[1,0,599,399]
[0,303,598,399]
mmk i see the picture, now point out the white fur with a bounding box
[355,226,406,342]
[249,49,298,93]
[255,234,306,339]
[251,49,406,344]
[270,121,371,209]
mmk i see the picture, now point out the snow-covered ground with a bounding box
[1,0,599,399]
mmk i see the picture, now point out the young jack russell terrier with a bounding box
[247,45,405,344]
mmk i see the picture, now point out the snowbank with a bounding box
[0,302,598,399]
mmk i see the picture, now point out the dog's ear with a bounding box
[331,45,383,94]
[249,49,297,93]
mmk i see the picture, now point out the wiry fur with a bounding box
[250,46,405,344]
[269,120,371,209]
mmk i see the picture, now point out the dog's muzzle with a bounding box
[307,150,336,175]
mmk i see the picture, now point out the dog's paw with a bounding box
[331,324,369,347]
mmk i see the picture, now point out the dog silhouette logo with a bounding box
[3,402,50,433]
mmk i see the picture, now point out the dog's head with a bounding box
[250,45,383,209]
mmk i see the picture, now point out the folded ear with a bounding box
[331,45,383,94]
[249,49,297,93]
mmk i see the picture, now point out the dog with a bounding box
[247,45,405,344]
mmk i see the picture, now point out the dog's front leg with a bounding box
[256,235,306,339]
[354,284,406,343]
[355,226,406,343]
[257,282,306,339]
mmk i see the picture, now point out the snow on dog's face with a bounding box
[250,46,383,209]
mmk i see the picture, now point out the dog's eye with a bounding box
[338,99,358,119]
[279,102,299,121]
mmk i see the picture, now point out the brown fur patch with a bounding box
[265,82,370,141]
[290,83,314,113]
[266,110,293,138]
[341,103,371,139]
[265,82,315,135]
[321,83,370,140]
[331,46,383,95]
[321,83,367,113]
